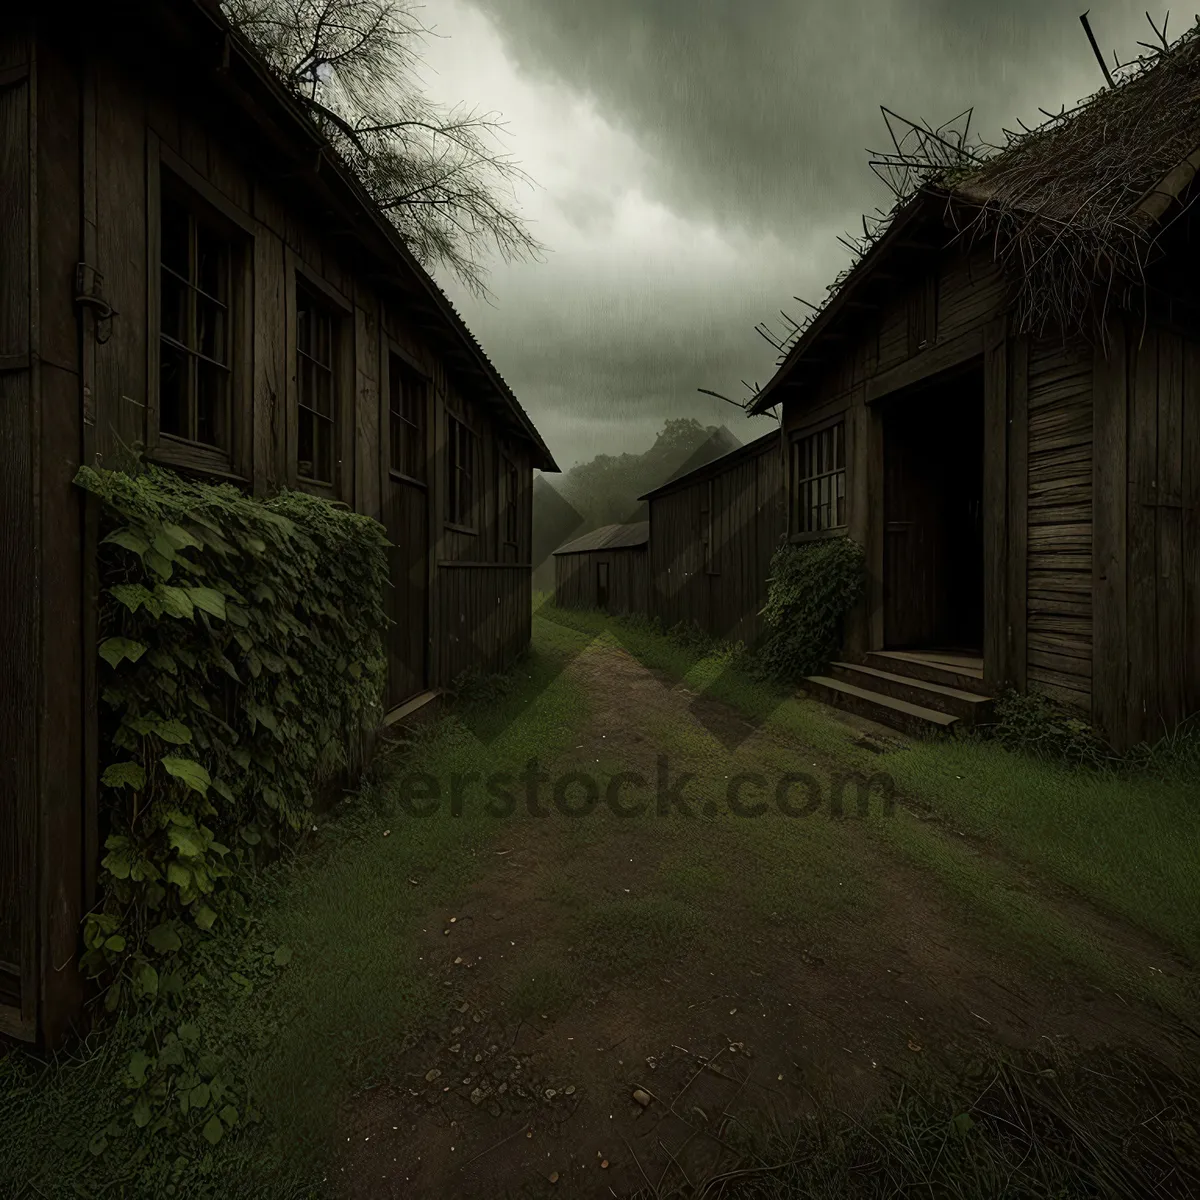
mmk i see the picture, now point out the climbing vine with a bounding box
[72,461,388,1160]
[756,537,867,682]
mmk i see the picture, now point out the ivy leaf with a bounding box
[168,825,208,858]
[132,1093,152,1129]
[210,778,235,804]
[101,848,132,880]
[177,1022,201,1047]
[104,934,126,952]
[201,1115,224,1145]
[220,1104,239,1128]
[154,584,195,620]
[102,527,149,556]
[146,923,182,954]
[127,1050,152,1087]
[109,583,155,613]
[145,549,174,580]
[193,905,217,931]
[166,862,192,890]
[153,718,192,745]
[161,756,210,796]
[240,828,261,846]
[190,1083,211,1109]
[273,945,293,967]
[134,962,159,1000]
[188,587,227,619]
[162,521,203,550]
[99,637,147,668]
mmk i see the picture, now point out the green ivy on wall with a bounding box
[72,460,389,1152]
[757,537,867,682]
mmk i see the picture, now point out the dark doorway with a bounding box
[882,362,984,652]
[596,561,609,610]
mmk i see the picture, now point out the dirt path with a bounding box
[335,644,1196,1199]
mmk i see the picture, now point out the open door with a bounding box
[883,364,984,652]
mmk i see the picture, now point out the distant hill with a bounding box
[532,418,743,592]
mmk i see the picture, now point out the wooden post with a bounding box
[982,316,1009,687]
[1006,334,1029,690]
[1092,316,1129,747]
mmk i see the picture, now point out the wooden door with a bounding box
[883,418,946,648]
[384,478,429,708]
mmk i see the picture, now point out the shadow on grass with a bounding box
[644,1043,1200,1199]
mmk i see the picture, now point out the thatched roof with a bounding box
[748,17,1200,414]
[554,522,650,556]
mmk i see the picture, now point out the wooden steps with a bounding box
[804,651,992,737]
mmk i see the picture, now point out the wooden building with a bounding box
[554,522,650,615]
[641,430,785,647]
[0,0,557,1046]
[749,39,1200,746]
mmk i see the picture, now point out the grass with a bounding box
[538,603,1200,971]
[662,1043,1200,1199]
[0,616,596,1200]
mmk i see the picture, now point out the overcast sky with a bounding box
[413,1,1170,471]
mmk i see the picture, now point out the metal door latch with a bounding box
[75,263,118,343]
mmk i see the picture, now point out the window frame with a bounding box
[386,346,430,487]
[285,252,354,499]
[146,135,254,480]
[445,410,477,533]
[501,453,521,547]
[790,417,848,540]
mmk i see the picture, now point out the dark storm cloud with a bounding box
[468,0,1162,237]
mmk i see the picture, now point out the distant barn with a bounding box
[641,430,785,646]
[554,522,650,614]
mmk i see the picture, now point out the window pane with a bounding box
[161,197,190,276]
[298,408,314,478]
[196,295,227,364]
[315,415,332,483]
[196,225,227,301]
[297,303,311,357]
[315,313,332,369]
[161,270,188,345]
[315,366,333,418]
[160,342,188,438]
[196,361,228,448]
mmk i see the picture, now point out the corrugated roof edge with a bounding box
[638,428,782,500]
[187,0,559,472]
[553,521,650,555]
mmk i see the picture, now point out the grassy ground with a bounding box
[4,606,1198,1199]
[1,617,597,1200]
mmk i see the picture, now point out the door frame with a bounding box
[865,319,1009,685]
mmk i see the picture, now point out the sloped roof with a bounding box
[639,428,781,501]
[750,21,1200,414]
[106,0,558,471]
[553,522,650,555]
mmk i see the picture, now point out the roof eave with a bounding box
[176,0,559,473]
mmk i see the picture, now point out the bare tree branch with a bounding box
[222,0,545,296]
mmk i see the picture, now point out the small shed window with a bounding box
[447,413,475,527]
[792,422,846,534]
[389,352,426,481]
[158,187,234,450]
[502,456,520,544]
[596,561,609,610]
[296,284,338,485]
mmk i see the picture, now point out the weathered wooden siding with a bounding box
[648,436,784,646]
[0,28,39,1041]
[1023,336,1094,710]
[554,547,649,615]
[2,18,544,1045]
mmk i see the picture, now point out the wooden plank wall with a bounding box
[554,548,649,615]
[0,28,39,1040]
[1123,325,1200,744]
[1023,336,1094,711]
[647,437,784,646]
[438,564,532,684]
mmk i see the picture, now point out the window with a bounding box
[502,457,520,544]
[596,562,609,610]
[792,422,846,534]
[296,284,337,485]
[701,478,719,574]
[388,352,426,481]
[446,413,475,527]
[159,187,234,450]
